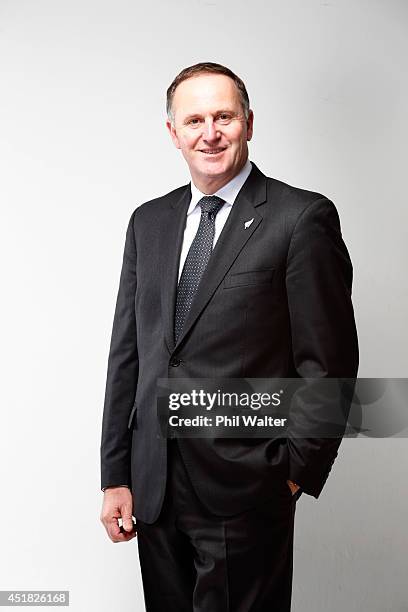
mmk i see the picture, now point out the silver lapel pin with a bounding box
[244,218,254,229]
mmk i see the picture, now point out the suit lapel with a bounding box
[173,163,268,351]
[159,184,191,354]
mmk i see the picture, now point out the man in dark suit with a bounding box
[100,62,358,611]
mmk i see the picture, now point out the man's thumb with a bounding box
[122,512,134,532]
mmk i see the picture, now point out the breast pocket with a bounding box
[224,268,275,288]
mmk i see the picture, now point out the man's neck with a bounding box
[192,159,248,195]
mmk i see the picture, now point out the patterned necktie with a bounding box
[174,195,225,343]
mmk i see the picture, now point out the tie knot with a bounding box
[199,196,225,218]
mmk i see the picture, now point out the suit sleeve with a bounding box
[100,210,139,490]
[285,197,359,497]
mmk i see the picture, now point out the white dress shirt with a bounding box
[177,159,253,281]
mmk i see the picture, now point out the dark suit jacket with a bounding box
[100,162,359,523]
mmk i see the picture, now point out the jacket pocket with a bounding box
[127,402,138,429]
[224,268,275,288]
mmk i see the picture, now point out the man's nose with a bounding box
[202,119,220,142]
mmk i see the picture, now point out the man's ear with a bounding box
[246,110,254,142]
[166,119,181,150]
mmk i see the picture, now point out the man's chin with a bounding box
[198,168,229,185]
[197,160,229,178]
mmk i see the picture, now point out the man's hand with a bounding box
[100,487,136,543]
[286,480,300,496]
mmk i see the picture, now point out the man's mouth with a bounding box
[199,148,226,155]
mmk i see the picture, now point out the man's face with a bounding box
[166,73,254,191]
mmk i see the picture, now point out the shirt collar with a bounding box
[187,158,253,215]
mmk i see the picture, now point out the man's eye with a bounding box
[188,118,201,125]
[217,114,232,122]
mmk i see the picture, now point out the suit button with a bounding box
[170,358,181,367]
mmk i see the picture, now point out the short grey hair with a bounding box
[166,61,250,125]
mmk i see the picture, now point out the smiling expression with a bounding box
[166,73,254,193]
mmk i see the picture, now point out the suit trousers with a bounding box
[136,439,298,612]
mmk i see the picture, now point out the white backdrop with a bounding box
[1,1,407,610]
